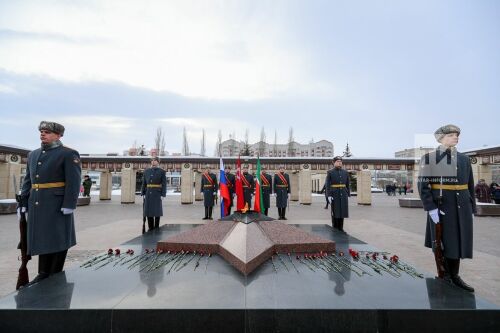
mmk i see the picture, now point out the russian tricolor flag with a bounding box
[219,157,231,218]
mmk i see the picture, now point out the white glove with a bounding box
[329,196,334,203]
[428,209,445,224]
[17,207,26,221]
[61,208,74,215]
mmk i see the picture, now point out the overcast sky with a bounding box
[0,0,498,157]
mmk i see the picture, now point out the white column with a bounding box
[299,164,312,205]
[181,163,194,204]
[0,154,22,199]
[194,171,202,201]
[356,170,372,205]
[99,171,112,200]
[290,171,299,201]
[120,164,136,204]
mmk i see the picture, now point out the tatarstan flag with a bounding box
[253,156,265,213]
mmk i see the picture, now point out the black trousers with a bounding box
[38,250,68,275]
[147,217,161,230]
[445,257,460,276]
[203,207,213,219]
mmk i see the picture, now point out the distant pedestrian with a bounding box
[474,179,491,203]
[82,175,92,197]
[490,182,500,204]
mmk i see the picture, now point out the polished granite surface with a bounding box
[0,224,497,310]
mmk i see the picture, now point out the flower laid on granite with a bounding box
[204,253,211,274]
[348,248,360,260]
[194,252,204,271]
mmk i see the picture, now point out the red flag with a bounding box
[235,156,245,210]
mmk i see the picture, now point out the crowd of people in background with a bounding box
[385,183,408,196]
[475,179,500,204]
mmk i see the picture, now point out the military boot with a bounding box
[447,258,474,292]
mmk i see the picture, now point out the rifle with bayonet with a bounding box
[14,176,31,289]
[433,176,447,279]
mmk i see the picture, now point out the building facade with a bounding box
[220,139,333,157]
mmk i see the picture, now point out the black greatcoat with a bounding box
[201,172,218,207]
[21,143,81,256]
[225,172,236,208]
[325,168,350,218]
[273,172,290,208]
[418,147,475,259]
[260,173,273,209]
[141,167,167,217]
[242,172,254,207]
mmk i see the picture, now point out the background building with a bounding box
[220,139,333,157]
[394,147,435,159]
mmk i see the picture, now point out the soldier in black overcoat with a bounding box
[325,156,350,231]
[260,166,273,216]
[273,166,290,220]
[224,166,235,215]
[141,157,167,230]
[242,166,254,208]
[201,165,218,220]
[418,124,476,292]
[20,121,81,286]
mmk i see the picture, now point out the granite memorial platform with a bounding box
[0,223,498,333]
[398,198,424,208]
[475,203,500,217]
[0,199,17,214]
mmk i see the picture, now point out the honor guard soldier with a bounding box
[225,165,235,215]
[325,156,350,231]
[201,165,218,220]
[418,124,476,292]
[19,121,81,286]
[242,166,254,208]
[273,165,290,220]
[141,157,167,230]
[260,166,273,215]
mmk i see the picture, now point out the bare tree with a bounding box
[287,127,295,157]
[214,130,222,156]
[154,127,166,157]
[182,127,190,156]
[258,127,266,156]
[200,129,206,156]
[241,128,251,156]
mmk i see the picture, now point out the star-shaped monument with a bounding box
[157,211,335,275]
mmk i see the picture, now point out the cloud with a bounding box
[0,0,318,101]
[0,83,17,94]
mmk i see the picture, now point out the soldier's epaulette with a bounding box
[62,145,77,152]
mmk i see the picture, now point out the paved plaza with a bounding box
[1,193,499,305]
